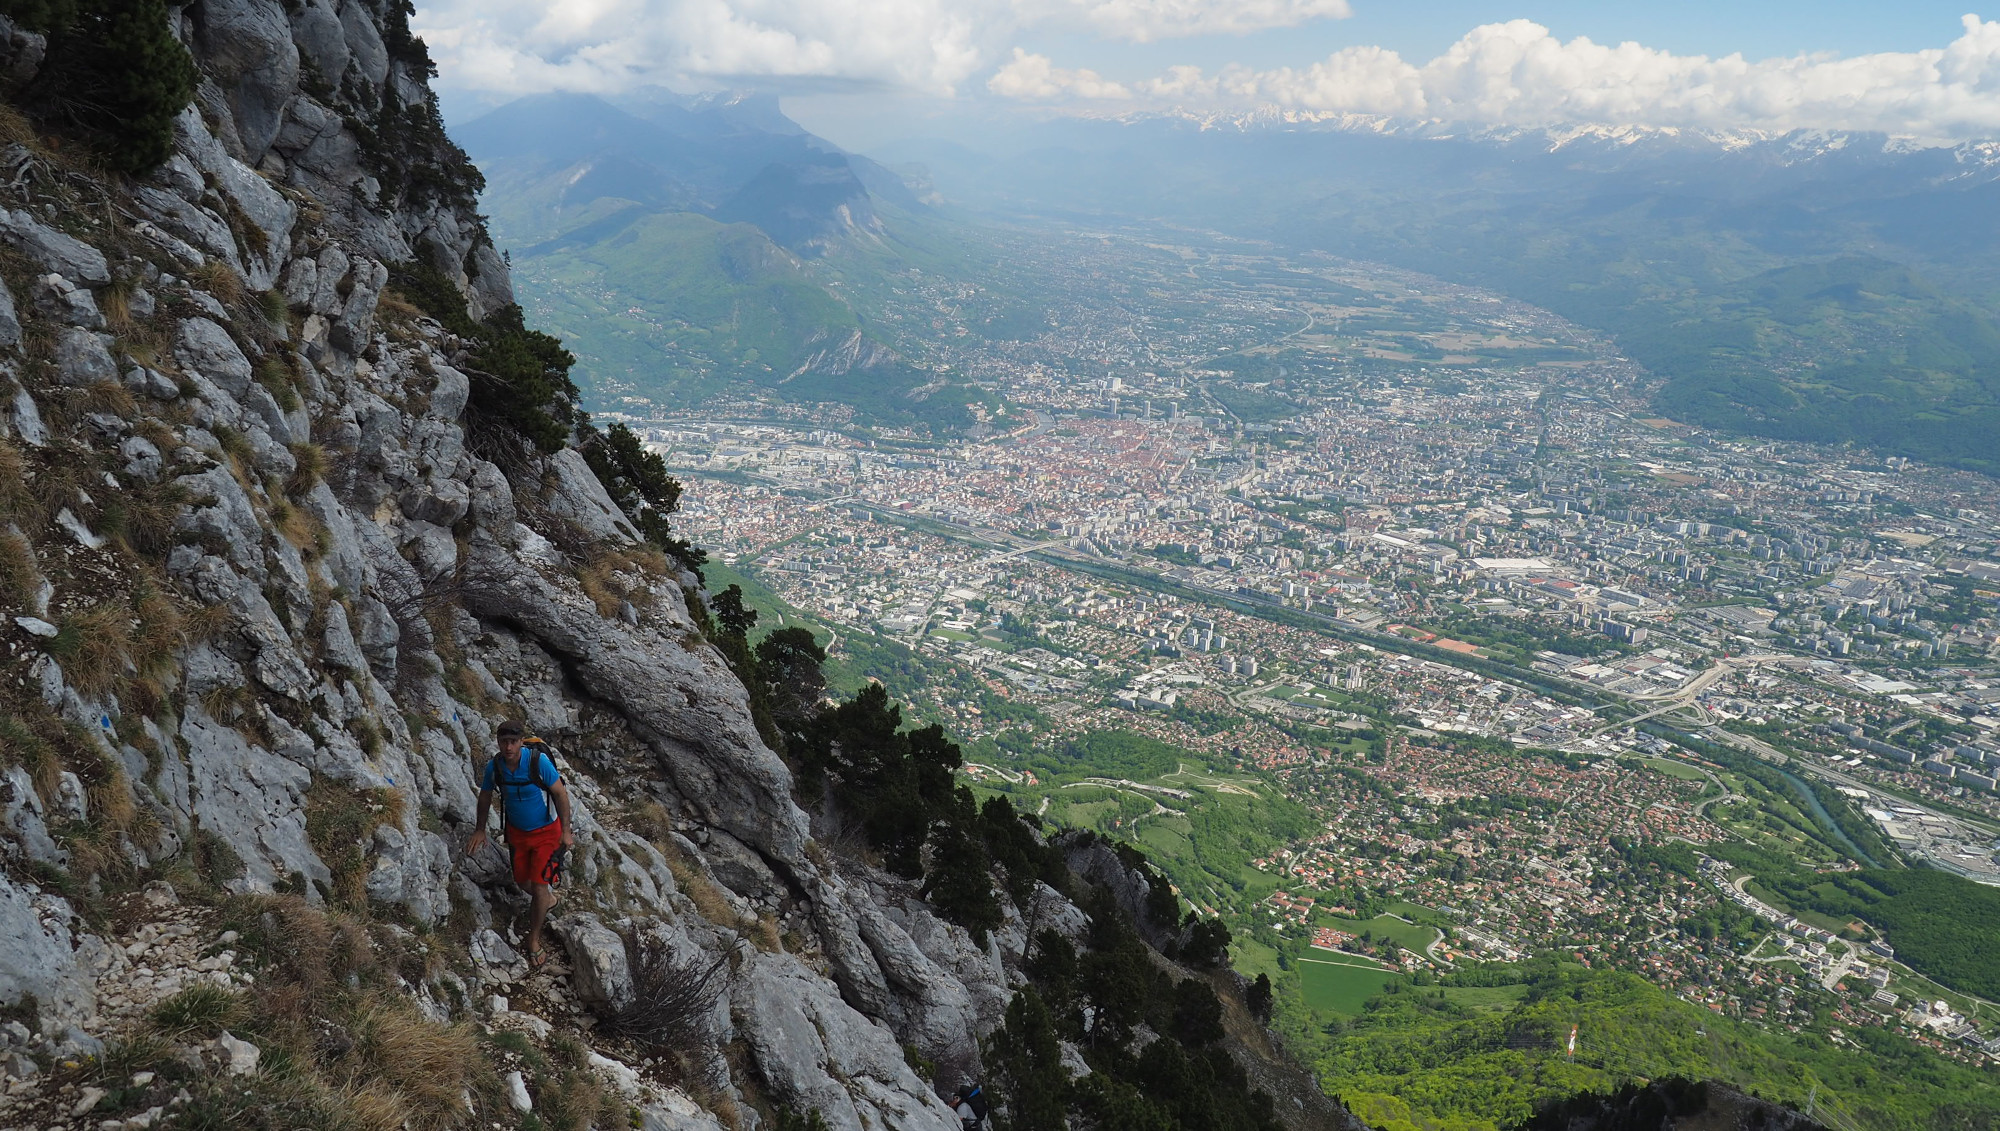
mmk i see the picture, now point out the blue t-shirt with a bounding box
[481,749,560,831]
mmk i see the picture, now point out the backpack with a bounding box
[962,1084,989,1122]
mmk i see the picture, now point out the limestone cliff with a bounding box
[0,5,1349,1130]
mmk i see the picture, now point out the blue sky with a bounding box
[1016,2,1985,76]
[989,2,2000,98]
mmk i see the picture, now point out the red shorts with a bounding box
[506,821,563,888]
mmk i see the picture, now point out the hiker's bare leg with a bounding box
[526,881,555,957]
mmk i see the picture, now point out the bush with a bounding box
[7,0,198,174]
[603,940,726,1055]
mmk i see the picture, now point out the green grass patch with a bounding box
[1232,936,1284,982]
[1439,984,1530,1013]
[1644,757,1708,781]
[1299,956,1396,1016]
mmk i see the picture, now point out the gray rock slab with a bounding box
[180,709,328,894]
[53,328,116,386]
[0,872,100,1027]
[194,0,301,161]
[7,386,45,446]
[553,913,634,1010]
[542,447,640,543]
[0,276,21,346]
[731,952,959,1131]
[175,318,255,397]
[0,208,109,285]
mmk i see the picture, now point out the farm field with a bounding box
[1299,954,1397,1016]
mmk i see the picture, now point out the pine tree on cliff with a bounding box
[5,0,197,174]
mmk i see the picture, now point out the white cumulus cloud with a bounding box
[1051,15,2000,141]
[989,49,1130,100]
[416,0,1348,98]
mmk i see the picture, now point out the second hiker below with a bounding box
[465,722,576,970]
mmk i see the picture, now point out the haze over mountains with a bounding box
[882,110,2000,471]
[457,89,1008,427]
[463,86,2000,472]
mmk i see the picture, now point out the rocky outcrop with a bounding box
[0,3,1059,1128]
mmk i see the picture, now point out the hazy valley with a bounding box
[461,87,2000,1130]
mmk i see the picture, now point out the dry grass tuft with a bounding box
[286,441,326,497]
[631,799,675,844]
[80,378,136,418]
[133,418,177,452]
[333,1082,411,1131]
[0,528,36,608]
[448,662,509,717]
[660,837,746,928]
[193,896,503,1129]
[0,690,157,881]
[99,275,137,331]
[183,599,237,643]
[269,497,322,554]
[189,259,245,307]
[131,582,184,668]
[102,480,186,560]
[258,288,289,330]
[306,780,407,909]
[259,355,301,412]
[577,560,624,618]
[0,709,63,803]
[0,439,34,527]
[49,603,135,696]
[577,544,673,618]
[199,682,253,724]
[374,290,425,323]
[212,423,255,466]
[147,983,242,1040]
[0,103,35,148]
[752,912,783,953]
[346,997,482,1125]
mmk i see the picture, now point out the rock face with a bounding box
[0,4,1069,1128]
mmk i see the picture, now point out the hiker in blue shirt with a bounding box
[465,722,575,970]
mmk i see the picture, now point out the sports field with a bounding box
[1644,757,1708,781]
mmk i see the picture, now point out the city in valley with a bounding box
[602,229,2000,1071]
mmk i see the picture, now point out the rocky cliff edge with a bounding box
[0,3,1064,1128]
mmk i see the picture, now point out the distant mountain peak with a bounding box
[1090,105,2000,171]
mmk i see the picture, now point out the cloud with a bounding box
[989,49,1130,100]
[418,0,985,96]
[1064,0,1351,43]
[415,0,1348,98]
[1053,15,2000,140]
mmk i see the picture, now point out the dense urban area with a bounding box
[600,230,2000,1125]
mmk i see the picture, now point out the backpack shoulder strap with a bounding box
[500,755,556,787]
